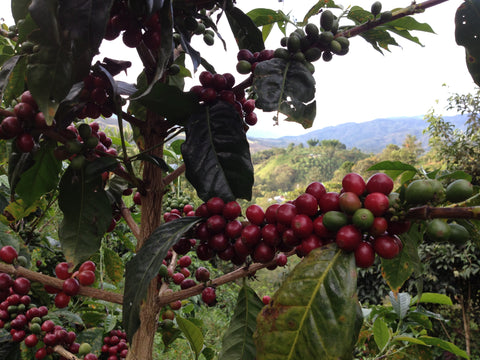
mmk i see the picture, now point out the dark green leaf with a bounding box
[26,45,73,125]
[83,157,118,182]
[367,161,418,181]
[75,327,105,354]
[8,151,34,194]
[104,247,124,285]
[15,141,62,206]
[12,0,31,22]
[181,101,254,202]
[302,1,342,24]
[359,27,399,54]
[253,58,316,128]
[226,7,265,53]
[28,0,61,45]
[419,336,470,359]
[176,316,204,360]
[123,217,202,343]
[247,8,287,27]
[455,1,480,86]
[202,347,216,360]
[389,291,411,320]
[58,167,112,266]
[254,245,363,359]
[372,317,390,351]
[0,55,22,105]
[162,327,183,348]
[49,309,84,326]
[0,330,20,360]
[170,139,184,156]
[348,6,374,25]
[135,82,197,124]
[58,0,114,81]
[218,285,264,360]
[106,174,130,204]
[0,222,20,251]
[381,230,421,292]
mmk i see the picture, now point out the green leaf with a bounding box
[12,0,31,23]
[393,335,427,345]
[368,161,417,172]
[254,245,363,360]
[134,82,198,124]
[218,285,264,360]
[0,55,23,105]
[419,336,470,359]
[247,8,286,27]
[0,330,20,360]
[104,314,118,333]
[123,217,202,343]
[49,309,84,327]
[226,7,265,53]
[253,58,316,129]
[411,293,453,306]
[381,230,421,292]
[302,1,342,24]
[455,1,480,87]
[15,141,62,206]
[28,0,61,45]
[58,167,112,266]
[8,151,34,196]
[0,222,20,250]
[181,101,254,202]
[103,247,124,285]
[58,0,114,80]
[75,327,105,355]
[373,317,390,351]
[389,292,411,320]
[176,316,204,360]
[202,347,216,360]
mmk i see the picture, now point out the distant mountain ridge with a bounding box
[247,115,468,153]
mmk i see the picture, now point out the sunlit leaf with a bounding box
[254,245,362,359]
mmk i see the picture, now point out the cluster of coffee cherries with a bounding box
[100,329,129,359]
[0,246,98,359]
[104,0,162,50]
[54,121,117,171]
[44,260,97,309]
[158,252,216,307]
[190,70,259,127]
[77,72,115,120]
[168,172,410,271]
[0,90,52,152]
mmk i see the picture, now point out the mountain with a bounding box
[247,115,468,153]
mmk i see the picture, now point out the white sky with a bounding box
[1,0,477,138]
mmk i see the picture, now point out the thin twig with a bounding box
[120,200,141,241]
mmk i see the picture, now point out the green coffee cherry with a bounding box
[371,1,382,16]
[287,35,301,52]
[336,36,350,50]
[320,10,334,31]
[292,51,305,62]
[305,23,319,37]
[380,11,392,21]
[304,47,322,62]
[203,34,214,45]
[329,40,342,54]
[319,31,334,46]
[322,51,333,62]
[274,47,290,59]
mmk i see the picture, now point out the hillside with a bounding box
[248,115,468,153]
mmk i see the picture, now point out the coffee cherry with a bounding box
[374,235,400,259]
[0,246,18,264]
[54,292,71,308]
[24,333,39,347]
[55,262,72,280]
[223,201,242,220]
[16,133,35,153]
[354,242,375,268]
[246,204,265,225]
[201,287,216,306]
[62,278,80,296]
[194,267,210,282]
[13,277,30,295]
[79,260,96,273]
[262,295,271,305]
[336,225,362,252]
[177,255,191,268]
[253,242,275,263]
[364,192,390,216]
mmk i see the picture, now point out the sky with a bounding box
[1,0,478,138]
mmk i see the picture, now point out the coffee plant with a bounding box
[0,0,479,359]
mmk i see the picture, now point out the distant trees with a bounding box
[425,89,480,184]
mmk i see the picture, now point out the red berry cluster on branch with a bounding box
[0,252,99,359]
[168,172,410,276]
[0,91,52,152]
[54,121,117,170]
[190,70,259,128]
[77,73,115,120]
[43,260,97,309]
[101,329,129,359]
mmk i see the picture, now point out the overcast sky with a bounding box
[1,0,477,138]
